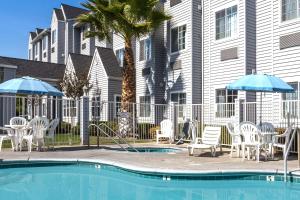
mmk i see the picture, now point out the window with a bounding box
[82,26,88,40]
[115,48,125,67]
[51,30,56,44]
[283,82,298,100]
[82,43,86,50]
[42,36,47,51]
[171,25,186,53]
[171,93,186,118]
[63,99,77,117]
[51,47,55,53]
[215,5,237,40]
[282,82,298,118]
[139,38,151,61]
[282,0,300,21]
[139,96,151,117]
[43,52,47,58]
[0,68,4,83]
[215,89,237,118]
[91,96,101,118]
[114,95,122,117]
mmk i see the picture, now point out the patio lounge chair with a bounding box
[240,122,264,162]
[271,123,294,159]
[187,126,222,157]
[156,119,174,144]
[0,127,15,151]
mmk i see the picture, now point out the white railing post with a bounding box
[80,95,89,146]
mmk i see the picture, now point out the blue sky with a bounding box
[0,0,84,59]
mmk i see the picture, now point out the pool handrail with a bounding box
[283,125,298,182]
[98,122,139,153]
[89,123,139,153]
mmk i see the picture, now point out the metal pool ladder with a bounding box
[88,123,139,153]
[283,127,298,182]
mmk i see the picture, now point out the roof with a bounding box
[0,56,66,81]
[96,47,122,78]
[29,32,37,40]
[69,53,93,79]
[36,28,44,34]
[0,57,15,66]
[54,8,64,21]
[61,4,88,20]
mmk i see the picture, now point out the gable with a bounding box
[88,50,108,80]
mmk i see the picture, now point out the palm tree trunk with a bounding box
[121,39,136,111]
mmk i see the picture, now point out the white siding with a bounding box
[256,0,300,123]
[203,0,249,122]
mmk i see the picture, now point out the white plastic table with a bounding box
[4,124,29,151]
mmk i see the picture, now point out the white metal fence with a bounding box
[0,95,80,148]
[0,95,298,153]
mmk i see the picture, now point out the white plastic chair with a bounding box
[187,126,222,157]
[156,119,174,144]
[226,121,242,157]
[271,124,294,159]
[240,122,264,162]
[21,117,49,152]
[10,117,27,126]
[257,122,275,158]
[45,118,59,148]
[10,117,27,151]
[0,127,15,151]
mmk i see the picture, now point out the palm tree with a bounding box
[78,0,171,108]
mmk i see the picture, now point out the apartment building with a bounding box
[28,28,51,62]
[29,4,88,64]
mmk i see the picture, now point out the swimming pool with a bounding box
[0,162,300,200]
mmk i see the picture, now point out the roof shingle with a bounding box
[69,53,93,79]
[61,4,88,20]
[0,56,66,81]
[96,47,122,78]
[54,8,64,21]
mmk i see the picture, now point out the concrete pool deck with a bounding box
[0,143,300,175]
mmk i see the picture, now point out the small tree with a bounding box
[60,73,91,99]
[60,72,92,127]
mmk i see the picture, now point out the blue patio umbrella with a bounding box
[0,76,63,96]
[226,74,294,124]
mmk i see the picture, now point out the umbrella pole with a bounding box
[260,92,262,125]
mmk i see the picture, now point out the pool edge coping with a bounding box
[1,157,300,177]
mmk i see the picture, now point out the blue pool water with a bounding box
[0,162,300,200]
